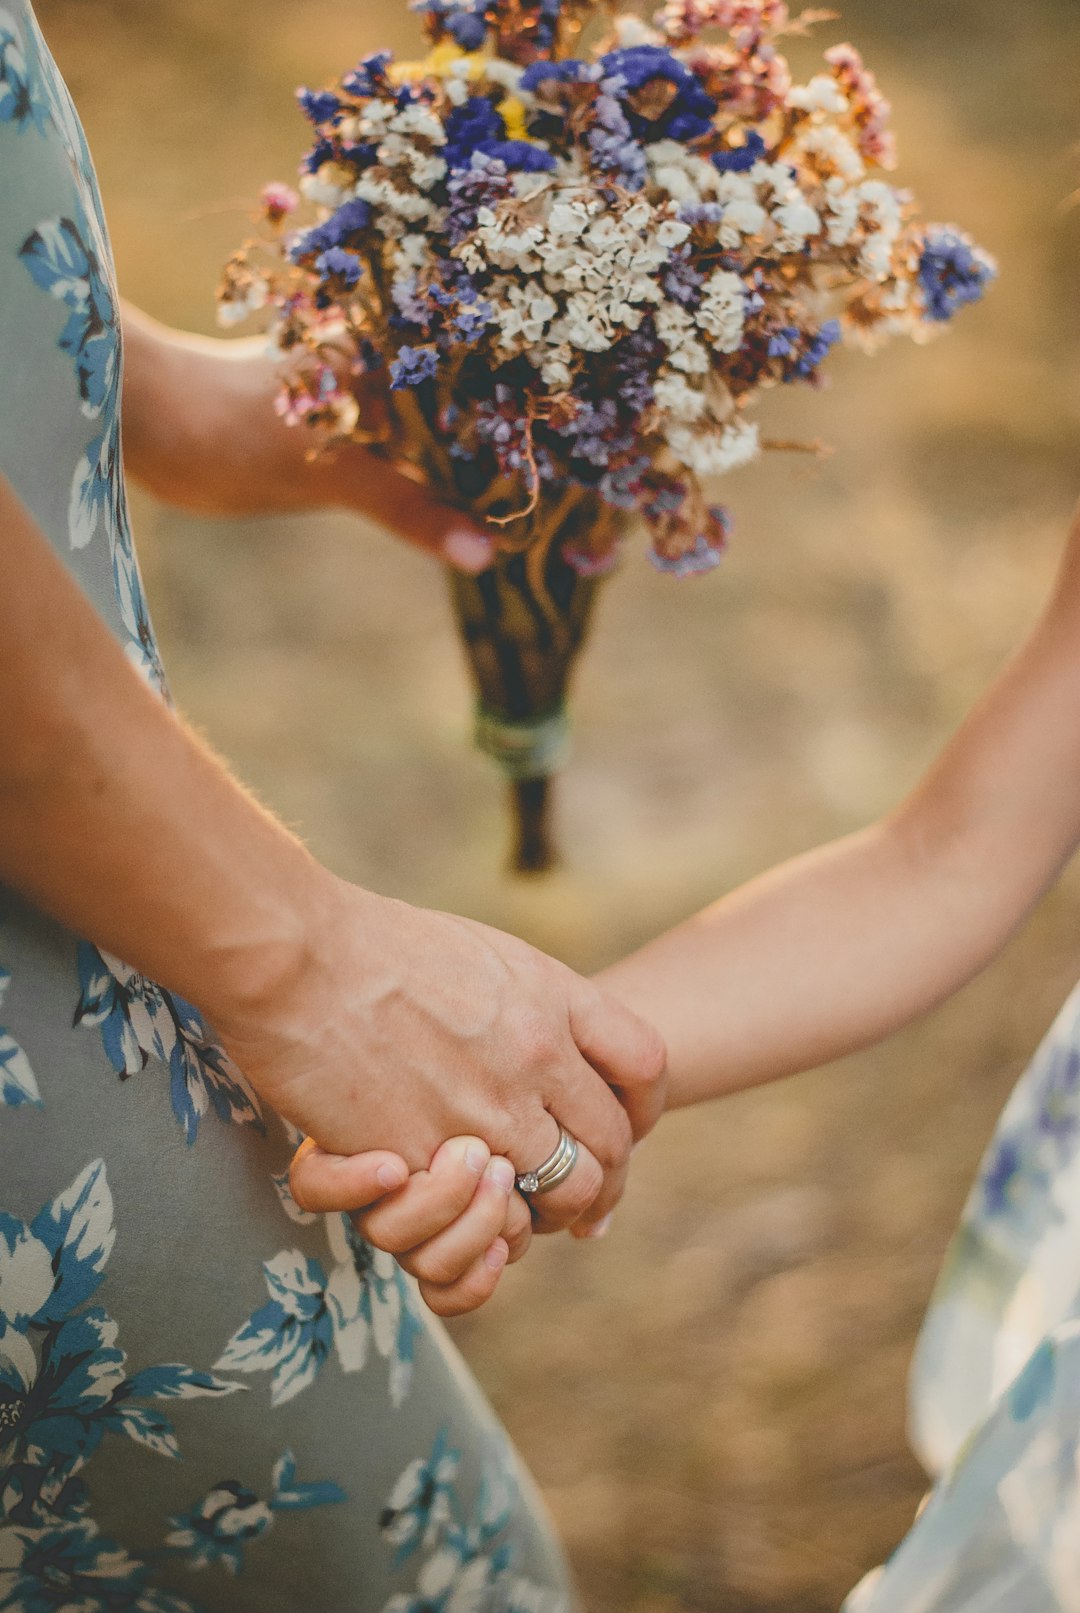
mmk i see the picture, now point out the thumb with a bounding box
[290,1138,410,1214]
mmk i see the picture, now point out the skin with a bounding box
[1,309,668,1289]
[317,498,1080,1310]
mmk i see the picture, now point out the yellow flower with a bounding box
[389,41,489,85]
[499,96,528,141]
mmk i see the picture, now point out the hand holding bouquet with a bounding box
[220,0,993,868]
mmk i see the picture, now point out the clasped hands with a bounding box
[209,874,666,1321]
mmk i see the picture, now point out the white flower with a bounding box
[393,232,432,272]
[789,73,848,115]
[665,417,760,476]
[772,197,821,252]
[695,268,746,352]
[657,217,692,251]
[539,348,573,388]
[547,199,592,240]
[824,177,860,246]
[445,75,469,105]
[798,124,865,182]
[300,166,352,208]
[216,280,268,328]
[714,177,768,247]
[494,283,558,347]
[389,103,446,143]
[613,12,663,45]
[654,369,708,422]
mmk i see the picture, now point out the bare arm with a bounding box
[598,503,1080,1109]
[119,303,494,571]
[0,473,664,1235]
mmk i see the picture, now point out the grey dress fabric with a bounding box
[0,7,573,1610]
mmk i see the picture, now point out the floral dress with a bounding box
[0,6,573,1610]
[845,984,1080,1612]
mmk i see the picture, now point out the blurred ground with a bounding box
[33,0,1080,1606]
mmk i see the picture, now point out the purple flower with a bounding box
[389,344,439,389]
[342,52,392,98]
[662,247,704,308]
[444,154,514,244]
[289,198,373,263]
[650,516,731,577]
[315,247,362,287]
[918,225,996,323]
[712,131,767,173]
[297,88,342,126]
[443,96,507,168]
[453,300,493,342]
[599,45,717,144]
[448,10,487,49]
[787,318,841,379]
[481,140,557,173]
[519,59,596,92]
[301,136,336,175]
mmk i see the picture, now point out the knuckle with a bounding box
[356,1217,412,1258]
[419,1282,458,1319]
[415,1245,473,1286]
[638,1023,668,1085]
[512,1009,561,1071]
[589,1109,632,1172]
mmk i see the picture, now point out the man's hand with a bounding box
[209,875,667,1242]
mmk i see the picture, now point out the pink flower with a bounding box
[261,182,300,224]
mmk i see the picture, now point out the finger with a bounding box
[568,985,668,1142]
[290,1138,409,1214]
[353,1136,489,1255]
[513,1110,605,1235]
[502,1190,533,1264]
[337,449,496,573]
[398,1157,516,1285]
[419,1239,509,1319]
[570,1156,627,1240]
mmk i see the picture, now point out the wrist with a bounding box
[200,863,386,1044]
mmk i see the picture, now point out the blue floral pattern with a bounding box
[844,983,1080,1612]
[73,943,262,1144]
[164,1450,345,1575]
[215,1207,421,1410]
[0,1514,198,1613]
[0,1162,241,1527]
[0,6,45,134]
[0,971,40,1110]
[2,0,165,692]
[378,1432,563,1613]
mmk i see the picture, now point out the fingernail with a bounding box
[465,1143,488,1176]
[487,1158,516,1193]
[485,1240,509,1272]
[583,1214,613,1240]
[444,528,494,574]
[376,1162,408,1191]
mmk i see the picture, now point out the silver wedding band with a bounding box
[515,1125,579,1198]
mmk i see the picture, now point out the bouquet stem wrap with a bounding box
[449,492,609,871]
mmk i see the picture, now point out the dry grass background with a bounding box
[33,0,1080,1605]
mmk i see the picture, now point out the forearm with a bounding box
[600,534,1080,1108]
[0,473,351,1019]
[597,817,1034,1108]
[120,303,337,517]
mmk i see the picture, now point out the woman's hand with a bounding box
[120,304,495,572]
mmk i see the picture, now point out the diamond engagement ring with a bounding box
[515,1125,579,1197]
